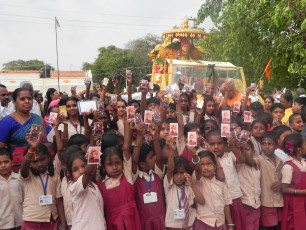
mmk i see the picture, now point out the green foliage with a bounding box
[89,34,161,93]
[2,59,54,71]
[197,0,306,91]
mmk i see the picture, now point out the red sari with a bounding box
[281,161,306,230]
[97,175,141,230]
[134,172,166,230]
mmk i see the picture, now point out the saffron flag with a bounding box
[264,58,272,80]
[55,17,60,27]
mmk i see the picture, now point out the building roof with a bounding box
[0,70,86,78]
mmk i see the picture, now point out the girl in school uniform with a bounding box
[206,130,247,230]
[237,141,261,230]
[20,133,67,230]
[281,134,306,230]
[250,119,268,156]
[96,120,141,230]
[132,122,166,230]
[192,150,234,230]
[68,150,106,230]
[164,135,205,229]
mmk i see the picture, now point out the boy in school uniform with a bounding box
[0,148,23,230]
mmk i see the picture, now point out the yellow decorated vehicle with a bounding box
[148,17,247,94]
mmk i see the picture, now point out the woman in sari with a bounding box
[0,88,47,172]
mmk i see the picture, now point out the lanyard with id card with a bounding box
[143,174,158,204]
[38,174,53,206]
[174,187,186,219]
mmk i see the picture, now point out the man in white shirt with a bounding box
[0,84,10,121]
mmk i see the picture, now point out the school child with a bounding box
[244,132,283,229]
[166,103,177,119]
[292,97,306,114]
[250,119,268,156]
[288,113,304,134]
[196,96,217,122]
[271,103,285,127]
[180,92,195,124]
[20,134,67,230]
[201,119,219,148]
[281,134,306,230]
[273,125,292,163]
[192,150,234,230]
[237,141,261,230]
[96,120,141,230]
[132,122,166,230]
[206,130,246,230]
[0,148,23,230]
[164,137,205,229]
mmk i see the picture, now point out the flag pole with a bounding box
[55,17,60,92]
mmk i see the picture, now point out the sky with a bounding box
[0,0,214,71]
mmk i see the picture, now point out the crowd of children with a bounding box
[0,77,305,230]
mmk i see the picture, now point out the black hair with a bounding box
[206,130,225,143]
[89,93,100,99]
[153,84,160,92]
[204,96,216,108]
[0,84,7,89]
[184,123,199,137]
[301,106,306,123]
[257,112,273,127]
[59,145,83,161]
[139,143,153,164]
[68,134,89,146]
[264,95,274,104]
[101,130,124,151]
[271,103,285,112]
[30,143,54,177]
[47,105,59,116]
[294,97,306,106]
[273,125,292,140]
[281,91,293,103]
[230,117,244,128]
[249,101,264,113]
[261,131,278,144]
[246,140,255,151]
[100,147,123,178]
[180,92,190,102]
[164,118,178,124]
[34,91,42,98]
[146,97,160,106]
[12,88,32,102]
[65,97,84,126]
[198,150,217,166]
[59,96,69,106]
[142,76,151,82]
[201,119,219,137]
[130,99,140,107]
[117,99,127,106]
[289,113,302,124]
[46,88,57,104]
[173,156,193,176]
[0,148,12,160]
[282,134,304,156]
[251,119,268,131]
[67,151,87,181]
[169,103,175,111]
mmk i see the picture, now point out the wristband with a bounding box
[227,224,235,226]
[192,156,200,165]
[294,189,297,195]
[175,111,183,115]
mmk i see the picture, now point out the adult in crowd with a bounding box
[0,84,10,120]
[7,81,42,117]
[34,91,44,116]
[297,88,305,97]
[0,88,47,172]
[280,90,293,124]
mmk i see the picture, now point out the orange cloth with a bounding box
[219,92,249,108]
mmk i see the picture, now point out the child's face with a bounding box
[243,144,255,158]
[279,130,292,144]
[104,154,123,178]
[205,101,215,114]
[180,96,189,110]
[131,102,139,110]
[166,108,176,119]
[80,143,88,154]
[71,158,86,181]
[251,122,266,139]
[261,137,277,156]
[292,102,302,114]
[272,108,285,121]
[50,107,59,114]
[250,109,257,118]
[147,102,158,111]
[173,167,187,186]
[300,140,306,156]
[117,101,126,116]
[66,100,79,117]
[200,156,216,179]
[140,151,156,172]
[207,135,225,157]
[160,123,169,139]
[0,155,13,177]
[30,152,50,174]
[289,115,304,133]
[203,122,217,137]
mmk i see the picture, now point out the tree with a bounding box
[2,59,54,71]
[197,0,306,91]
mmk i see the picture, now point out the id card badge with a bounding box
[39,195,53,206]
[174,208,185,219]
[143,192,158,203]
